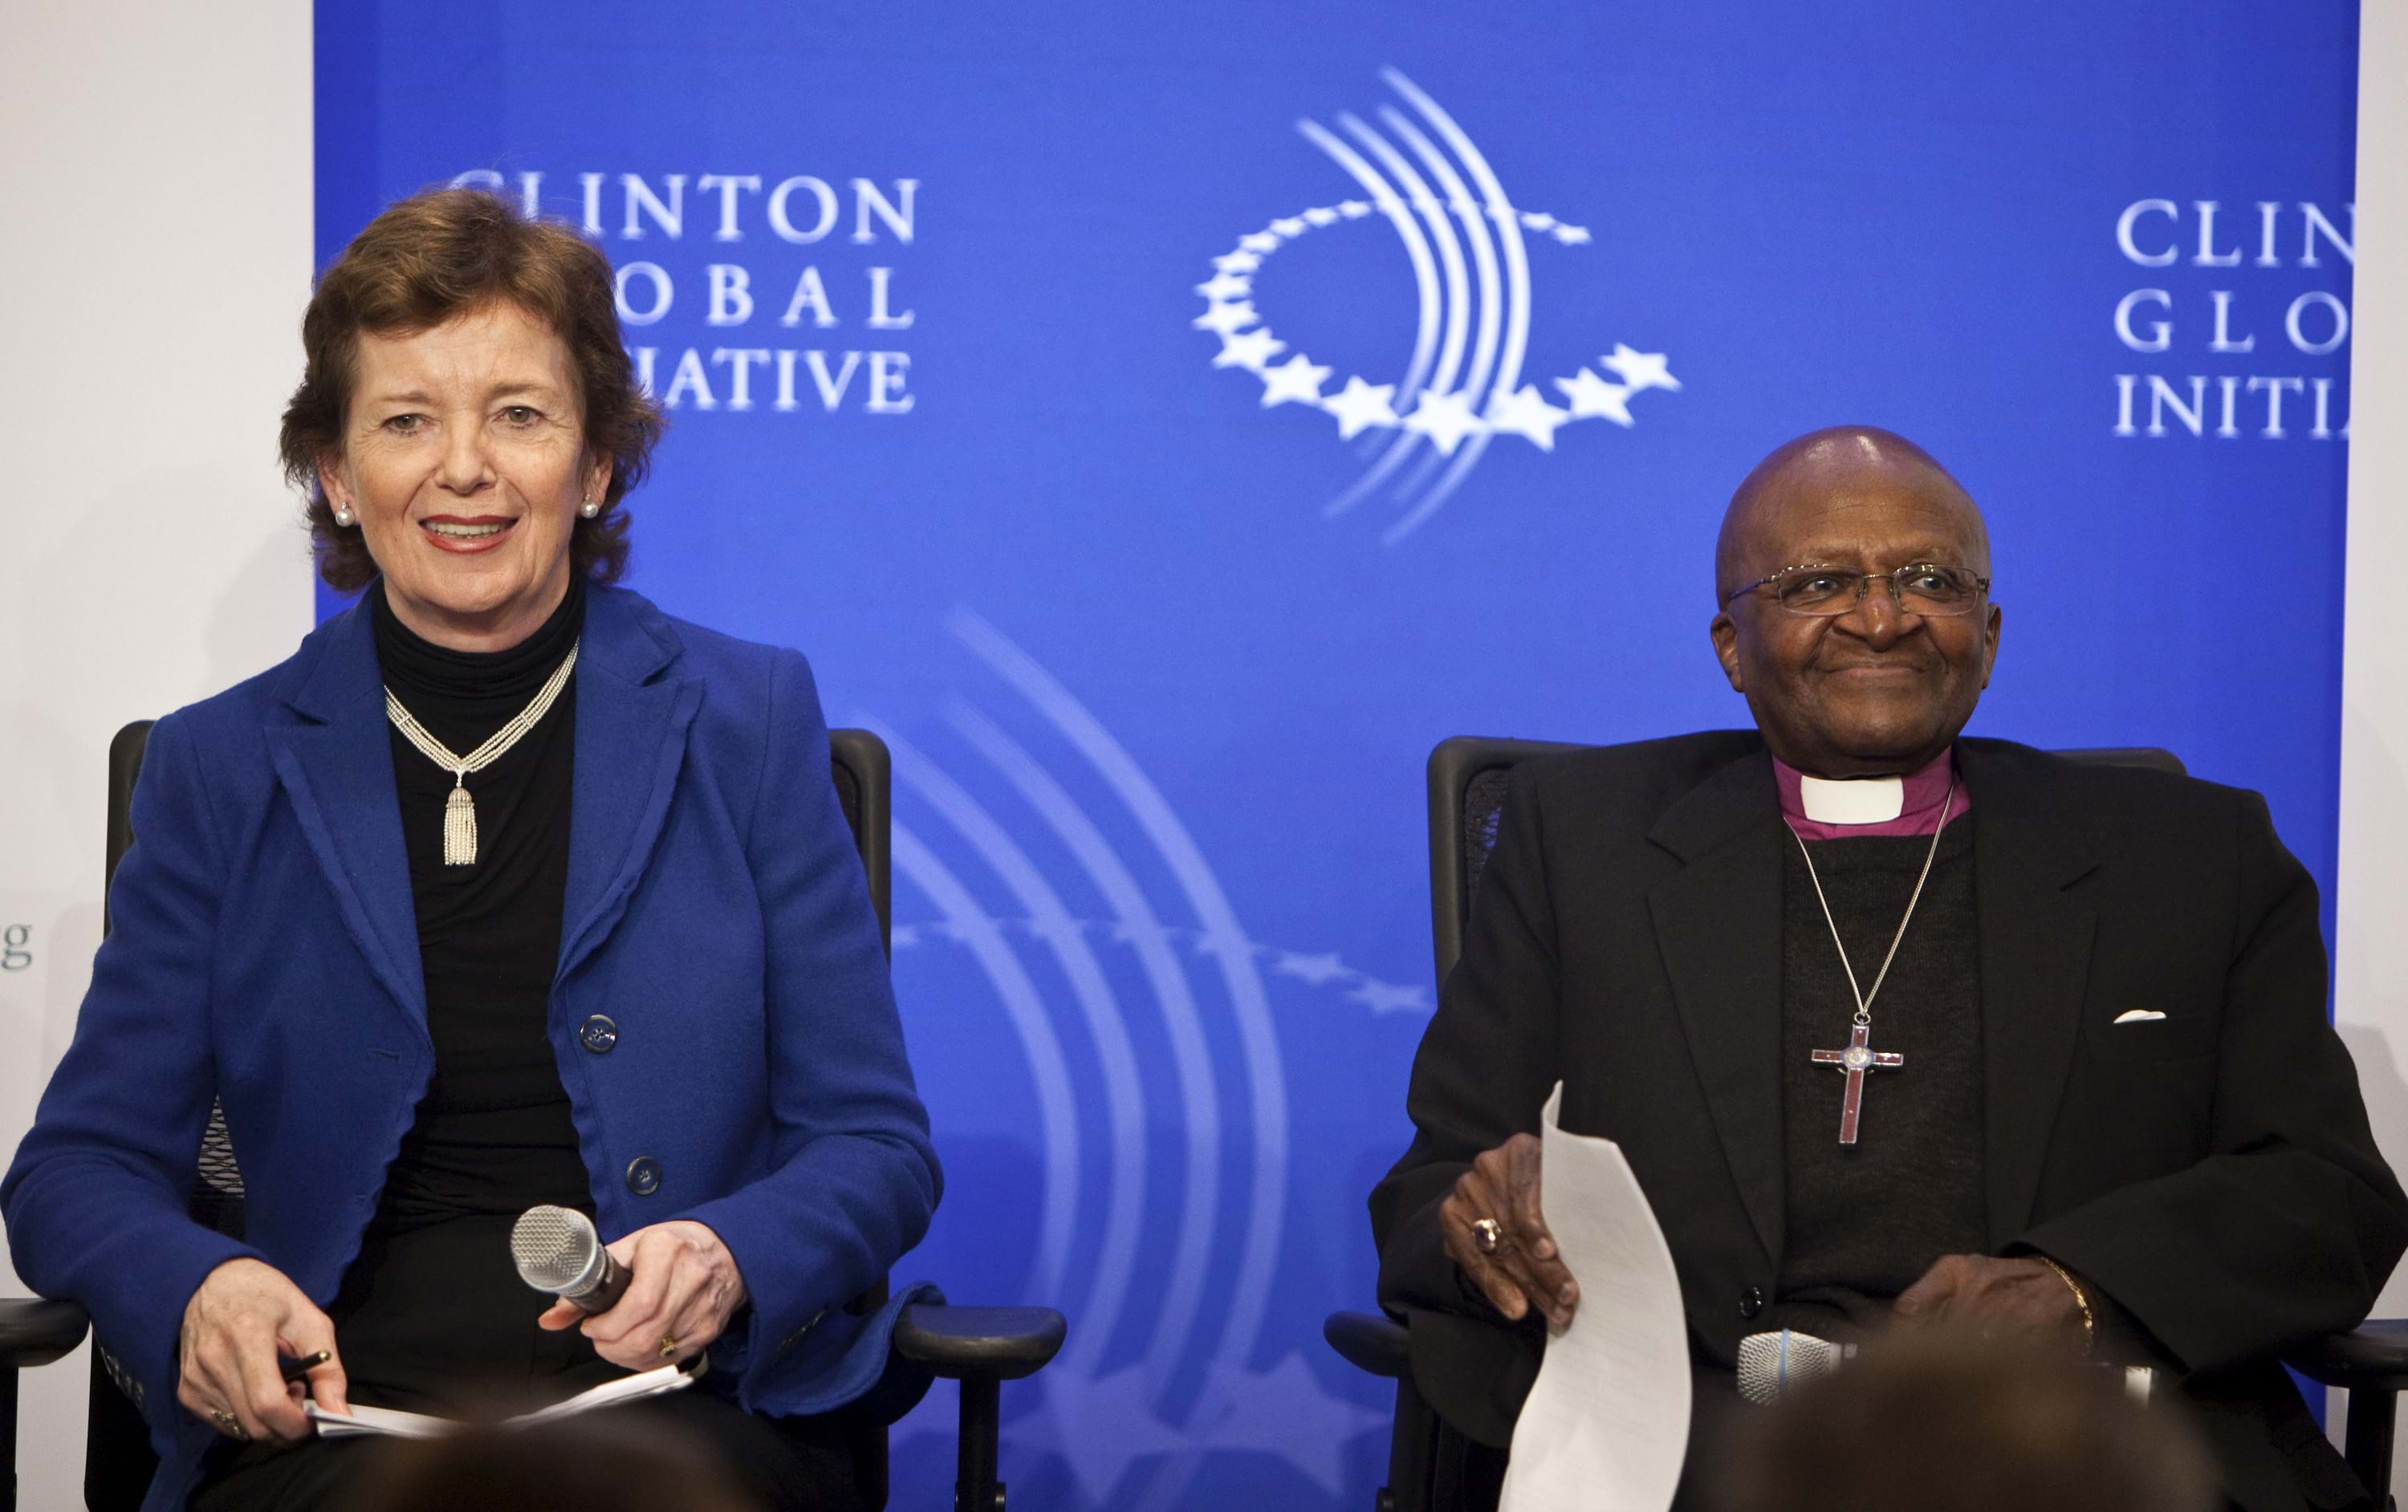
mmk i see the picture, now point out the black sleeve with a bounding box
[2013,791,2408,1374]
[2020,1257,2171,1369]
[1369,765,1566,1319]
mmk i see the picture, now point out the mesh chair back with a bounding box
[87,721,898,1511]
[1427,738,2188,986]
[1425,737,1588,986]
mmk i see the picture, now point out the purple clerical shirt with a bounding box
[1773,746,1968,842]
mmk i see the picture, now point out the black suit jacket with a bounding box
[1372,733,2408,1511]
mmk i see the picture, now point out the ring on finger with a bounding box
[210,1408,246,1441]
[657,1335,681,1360]
[1472,1217,1503,1255]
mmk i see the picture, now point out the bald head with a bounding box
[1714,426,1989,602]
[1706,425,2003,777]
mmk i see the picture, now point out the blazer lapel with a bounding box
[1959,743,2101,1247]
[1646,749,1788,1267]
[557,587,702,984]
[266,603,428,1036]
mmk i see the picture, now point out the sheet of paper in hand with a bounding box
[1498,1083,1691,1512]
[303,1356,702,1440]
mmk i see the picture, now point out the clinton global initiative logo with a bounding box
[1196,69,1679,544]
[449,168,919,417]
[2109,198,2353,441]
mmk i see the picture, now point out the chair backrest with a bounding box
[89,721,897,1511]
[828,727,893,956]
[1422,736,1592,986]
[817,729,897,1510]
[1426,737,2188,987]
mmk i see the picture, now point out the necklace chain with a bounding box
[384,638,580,865]
[1789,779,1955,1027]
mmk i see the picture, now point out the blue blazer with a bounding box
[2,586,942,1512]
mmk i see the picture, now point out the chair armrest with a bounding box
[2285,1320,2408,1392]
[1323,1309,1409,1379]
[0,1297,88,1370]
[893,1304,1065,1383]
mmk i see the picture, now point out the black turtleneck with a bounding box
[369,576,591,1227]
[323,578,617,1413]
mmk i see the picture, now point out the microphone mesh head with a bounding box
[511,1205,600,1294]
[1736,1329,1845,1405]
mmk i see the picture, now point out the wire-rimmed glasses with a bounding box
[1723,563,1991,617]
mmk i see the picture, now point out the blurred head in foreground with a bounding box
[1716,1331,2216,1512]
[353,1418,763,1512]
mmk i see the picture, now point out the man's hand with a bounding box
[537,1219,748,1369]
[178,1257,349,1444]
[1439,1134,1579,1329]
[1893,1254,2088,1347]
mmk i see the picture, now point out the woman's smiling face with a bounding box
[319,302,612,651]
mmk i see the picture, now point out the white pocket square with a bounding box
[2112,1010,2169,1024]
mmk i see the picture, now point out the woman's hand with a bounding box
[537,1220,749,1369]
[178,1257,348,1444]
[1440,1133,1580,1330]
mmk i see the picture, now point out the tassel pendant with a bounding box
[385,638,576,870]
[443,779,478,866]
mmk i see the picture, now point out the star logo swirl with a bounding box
[1193,68,1681,543]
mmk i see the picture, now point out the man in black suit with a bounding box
[1372,425,2408,1510]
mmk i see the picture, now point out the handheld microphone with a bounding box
[511,1205,630,1314]
[1736,1327,2157,1405]
[1735,1328,1853,1404]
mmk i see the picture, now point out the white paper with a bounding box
[303,1400,454,1441]
[303,1357,698,1440]
[1498,1083,1692,1512]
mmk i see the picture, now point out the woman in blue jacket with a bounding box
[1,188,940,1511]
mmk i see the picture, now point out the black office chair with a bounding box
[0,721,1064,1512]
[1327,734,2408,1512]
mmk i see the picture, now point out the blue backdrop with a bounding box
[312,3,2357,1504]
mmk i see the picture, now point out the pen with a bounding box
[279,1349,332,1383]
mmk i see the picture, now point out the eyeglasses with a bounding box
[1723,563,1991,617]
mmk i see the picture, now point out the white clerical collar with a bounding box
[1796,773,1905,824]
[1773,747,1967,841]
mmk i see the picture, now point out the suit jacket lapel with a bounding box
[266,602,427,1036]
[1959,742,2101,1247]
[558,587,702,984]
[1647,748,1789,1267]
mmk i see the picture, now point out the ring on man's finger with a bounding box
[1472,1218,1503,1255]
[210,1408,246,1441]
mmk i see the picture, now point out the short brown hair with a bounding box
[280,187,665,591]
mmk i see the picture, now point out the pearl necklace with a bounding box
[384,638,580,866]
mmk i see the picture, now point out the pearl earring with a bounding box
[332,505,356,527]
[579,497,600,519]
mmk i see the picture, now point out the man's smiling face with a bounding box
[1710,428,2003,778]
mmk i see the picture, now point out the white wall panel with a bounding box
[2334,0,2408,1462]
[0,3,313,1502]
